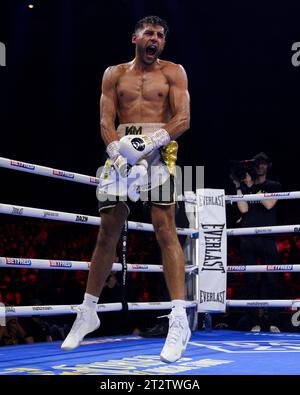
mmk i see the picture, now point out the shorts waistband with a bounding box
[117,123,165,137]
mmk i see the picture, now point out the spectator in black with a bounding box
[20,316,53,344]
[0,317,27,346]
[19,299,53,343]
[232,152,282,332]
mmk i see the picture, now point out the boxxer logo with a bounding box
[0,42,5,66]
[131,138,146,151]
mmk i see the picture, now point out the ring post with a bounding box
[196,189,227,320]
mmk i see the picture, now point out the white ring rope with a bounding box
[2,303,122,317]
[0,203,198,237]
[0,301,198,318]
[1,202,300,237]
[0,257,198,273]
[227,264,300,272]
[2,157,300,204]
[225,191,300,202]
[179,191,300,203]
[0,157,99,186]
[1,300,299,318]
[226,300,300,308]
[227,224,300,236]
[2,257,298,273]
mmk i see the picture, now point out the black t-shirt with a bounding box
[240,180,282,227]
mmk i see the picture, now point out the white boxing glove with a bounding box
[106,140,131,177]
[127,159,148,202]
[106,140,120,161]
[119,129,170,166]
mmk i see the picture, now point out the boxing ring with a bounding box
[1,156,300,375]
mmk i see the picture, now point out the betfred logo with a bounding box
[5,258,31,266]
[227,265,246,271]
[90,177,99,185]
[11,161,35,170]
[50,261,72,268]
[53,169,75,179]
[267,265,293,271]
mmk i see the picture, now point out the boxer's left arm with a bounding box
[163,63,190,140]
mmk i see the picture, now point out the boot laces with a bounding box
[165,314,186,345]
[70,305,89,333]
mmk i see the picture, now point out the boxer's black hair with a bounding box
[135,16,169,36]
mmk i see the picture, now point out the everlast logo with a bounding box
[76,215,88,222]
[201,224,225,273]
[131,137,145,152]
[125,126,142,135]
[198,194,224,207]
[199,290,226,304]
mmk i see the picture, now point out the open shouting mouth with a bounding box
[145,44,158,58]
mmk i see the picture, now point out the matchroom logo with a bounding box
[0,302,5,326]
[0,42,6,66]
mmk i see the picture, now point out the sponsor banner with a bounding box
[11,207,23,215]
[255,227,272,234]
[43,210,59,218]
[32,306,53,311]
[5,306,16,313]
[49,261,72,268]
[53,169,75,179]
[246,302,270,307]
[5,258,32,266]
[75,215,88,223]
[267,265,293,271]
[227,265,246,272]
[197,189,227,312]
[264,192,290,198]
[89,177,99,185]
[11,160,35,170]
[130,264,149,271]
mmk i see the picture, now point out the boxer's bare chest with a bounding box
[116,68,170,104]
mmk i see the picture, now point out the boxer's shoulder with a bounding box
[103,63,128,84]
[158,60,186,82]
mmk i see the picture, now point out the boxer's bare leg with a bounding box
[87,202,129,296]
[151,204,185,300]
[151,203,191,364]
[61,202,128,351]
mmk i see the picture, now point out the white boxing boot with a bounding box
[160,311,191,363]
[61,305,100,351]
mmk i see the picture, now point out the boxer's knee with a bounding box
[152,206,177,247]
[96,203,128,247]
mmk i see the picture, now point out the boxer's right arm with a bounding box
[100,66,120,159]
[100,66,147,178]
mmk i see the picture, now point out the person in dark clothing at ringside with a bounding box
[232,152,282,332]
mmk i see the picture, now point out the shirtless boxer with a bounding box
[61,15,191,363]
